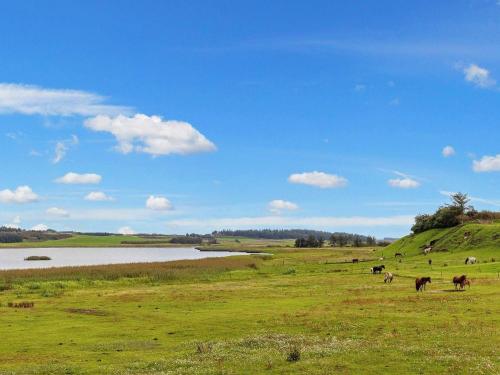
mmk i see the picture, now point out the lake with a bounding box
[0,247,249,270]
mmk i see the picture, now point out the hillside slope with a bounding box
[386,222,500,256]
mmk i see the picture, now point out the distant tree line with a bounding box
[412,192,500,234]
[212,229,360,240]
[0,227,70,243]
[0,232,23,243]
[294,235,325,248]
[169,234,218,245]
[294,233,378,248]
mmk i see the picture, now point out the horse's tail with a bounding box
[465,258,468,264]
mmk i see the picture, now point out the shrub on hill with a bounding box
[411,192,500,234]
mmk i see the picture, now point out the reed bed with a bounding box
[0,256,260,283]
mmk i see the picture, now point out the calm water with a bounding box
[0,247,249,270]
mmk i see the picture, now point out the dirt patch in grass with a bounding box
[65,308,109,316]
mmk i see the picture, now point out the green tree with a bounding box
[448,192,473,224]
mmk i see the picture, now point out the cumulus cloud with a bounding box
[0,83,131,116]
[146,195,173,211]
[463,64,496,88]
[442,145,455,157]
[388,178,420,189]
[52,135,79,164]
[0,186,39,203]
[288,171,348,188]
[84,191,114,201]
[473,154,500,172]
[46,207,70,217]
[117,226,136,235]
[55,172,102,184]
[84,114,216,156]
[4,215,21,229]
[268,200,299,214]
[31,223,49,231]
[167,215,414,230]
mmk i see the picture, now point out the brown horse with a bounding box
[352,258,359,263]
[415,277,431,292]
[453,275,470,290]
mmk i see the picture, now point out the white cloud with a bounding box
[0,186,39,204]
[0,83,131,116]
[146,195,173,211]
[46,207,70,217]
[268,200,299,214]
[31,224,49,231]
[463,64,496,88]
[118,226,136,235]
[442,145,455,157]
[52,135,79,164]
[288,171,348,188]
[167,215,414,230]
[55,172,102,184]
[84,114,216,156]
[84,191,114,201]
[4,216,21,229]
[388,178,420,189]
[53,142,68,164]
[472,154,500,172]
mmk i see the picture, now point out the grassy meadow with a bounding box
[0,235,180,248]
[0,232,498,374]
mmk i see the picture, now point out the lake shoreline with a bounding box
[0,247,251,270]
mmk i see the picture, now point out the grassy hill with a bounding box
[386,222,500,258]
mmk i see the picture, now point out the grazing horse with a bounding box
[465,256,477,265]
[415,277,431,291]
[453,275,470,290]
[394,252,403,258]
[384,272,393,283]
[352,258,359,263]
[423,247,432,255]
[371,265,385,274]
[453,275,467,290]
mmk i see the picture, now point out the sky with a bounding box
[1,0,499,238]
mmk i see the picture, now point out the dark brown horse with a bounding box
[453,275,470,290]
[352,258,359,263]
[415,277,431,292]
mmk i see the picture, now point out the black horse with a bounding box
[371,265,385,274]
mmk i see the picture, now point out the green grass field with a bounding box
[0,235,185,248]
[0,230,498,374]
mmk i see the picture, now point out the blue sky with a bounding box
[1,0,499,237]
